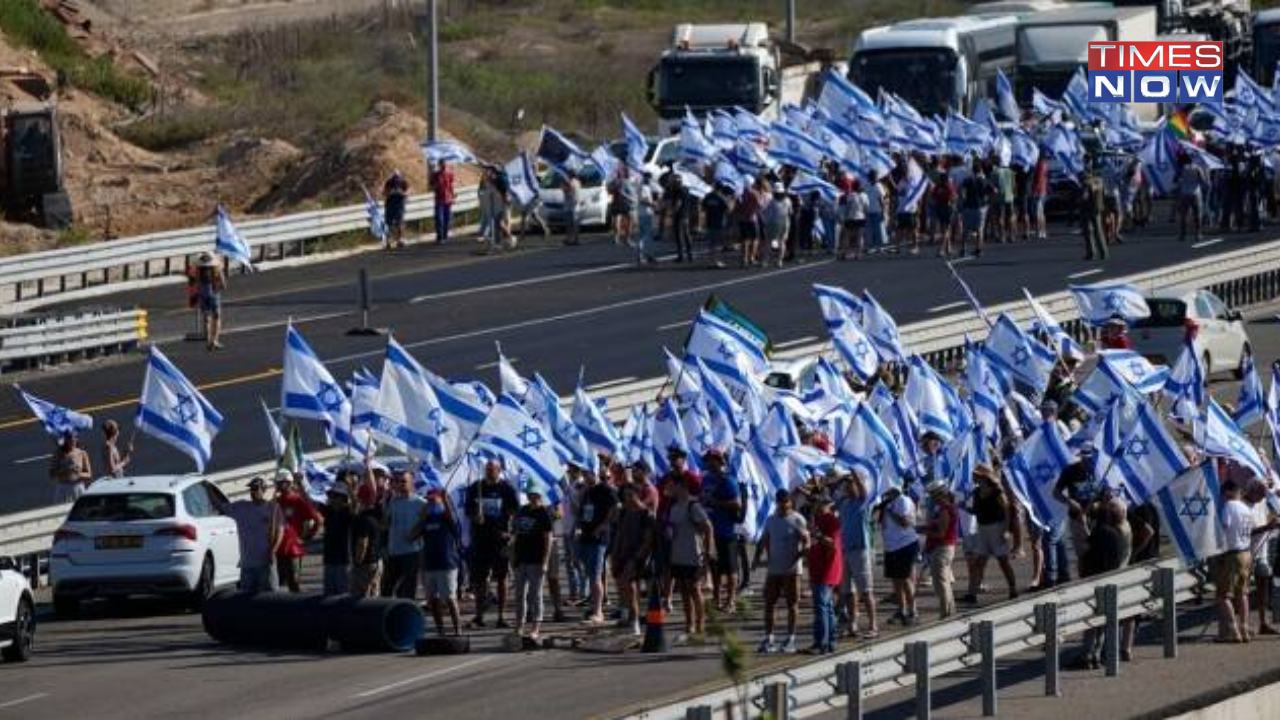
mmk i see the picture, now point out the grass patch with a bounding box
[117,109,232,151]
[55,224,92,247]
[0,0,152,110]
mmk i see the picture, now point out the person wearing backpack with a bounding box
[700,449,743,614]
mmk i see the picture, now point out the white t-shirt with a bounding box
[1222,499,1254,552]
[1250,501,1276,556]
[842,192,868,222]
[882,494,918,552]
[866,184,884,215]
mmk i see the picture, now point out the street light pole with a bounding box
[426,0,440,143]
[785,0,796,43]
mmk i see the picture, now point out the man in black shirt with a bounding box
[350,493,383,598]
[576,470,619,623]
[1072,500,1129,669]
[465,460,520,628]
[701,184,733,269]
[1122,500,1161,660]
[512,491,555,639]
[320,484,354,597]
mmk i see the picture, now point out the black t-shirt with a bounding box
[351,509,382,566]
[465,481,520,547]
[512,505,554,566]
[1081,523,1127,577]
[576,483,619,544]
[320,504,353,565]
[1129,502,1162,563]
[702,192,730,230]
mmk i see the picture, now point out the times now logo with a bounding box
[1087,41,1223,104]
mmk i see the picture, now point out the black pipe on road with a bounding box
[202,591,424,653]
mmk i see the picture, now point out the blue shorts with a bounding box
[199,292,221,317]
[577,539,608,580]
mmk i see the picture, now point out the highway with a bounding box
[0,222,1269,514]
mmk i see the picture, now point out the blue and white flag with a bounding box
[215,205,253,270]
[1075,356,1142,417]
[685,309,770,379]
[503,153,539,208]
[680,109,720,166]
[369,338,445,462]
[1197,398,1269,479]
[1006,421,1073,530]
[897,158,929,214]
[733,447,774,541]
[527,374,593,471]
[812,283,863,330]
[694,356,744,445]
[1234,349,1266,429]
[497,352,529,398]
[1010,129,1040,171]
[1032,88,1065,117]
[1044,124,1084,183]
[831,310,880,382]
[281,325,367,454]
[1163,339,1206,423]
[474,393,564,498]
[1069,283,1151,325]
[709,110,740,151]
[572,385,621,460]
[984,314,1055,397]
[818,70,877,128]
[791,172,839,203]
[260,398,285,458]
[996,68,1019,122]
[423,139,478,166]
[664,348,703,406]
[965,342,1011,441]
[620,112,649,169]
[536,125,589,172]
[860,290,906,362]
[651,398,692,476]
[136,347,223,472]
[835,401,906,503]
[590,145,619,180]
[17,387,92,438]
[363,187,388,245]
[348,368,380,430]
[1097,400,1190,502]
[425,372,491,459]
[618,405,649,466]
[1023,288,1084,362]
[768,122,825,173]
[905,355,957,443]
[1099,350,1170,395]
[1140,130,1179,197]
[1157,461,1226,564]
[947,261,991,327]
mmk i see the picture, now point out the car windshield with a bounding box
[1256,23,1280,86]
[657,57,760,110]
[849,49,958,117]
[1132,299,1186,328]
[1019,25,1109,65]
[69,493,175,522]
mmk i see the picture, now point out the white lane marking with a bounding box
[928,301,967,314]
[774,335,819,350]
[950,255,975,264]
[657,320,693,331]
[1067,268,1104,280]
[1192,237,1224,249]
[15,453,52,465]
[410,262,635,304]
[327,261,833,367]
[0,694,49,710]
[351,656,493,699]
[475,357,516,371]
[587,376,638,391]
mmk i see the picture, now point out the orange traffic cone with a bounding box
[641,578,669,653]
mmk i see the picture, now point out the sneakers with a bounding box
[631,622,643,637]
[780,636,797,654]
[757,637,775,654]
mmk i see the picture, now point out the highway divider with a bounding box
[0,187,481,315]
[5,236,1280,581]
[0,307,148,376]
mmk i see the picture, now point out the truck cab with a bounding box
[648,23,780,137]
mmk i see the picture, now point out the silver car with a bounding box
[1130,289,1251,379]
[537,165,609,229]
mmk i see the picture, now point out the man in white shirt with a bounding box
[1245,481,1280,636]
[1217,480,1256,642]
[879,487,919,625]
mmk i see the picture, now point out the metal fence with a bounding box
[0,187,480,314]
[0,307,148,375]
[627,559,1195,720]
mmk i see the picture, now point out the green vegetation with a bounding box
[0,0,152,110]
[55,224,92,247]
[117,110,233,151]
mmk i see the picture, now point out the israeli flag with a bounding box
[503,153,539,208]
[260,398,285,458]
[860,290,906,362]
[536,125,589,172]
[681,402,716,457]
[818,70,877,128]
[1044,124,1084,184]
[713,160,746,195]
[812,283,863,330]
[621,112,649,168]
[831,308,881,382]
[995,68,1019,122]
[1010,129,1040,171]
[572,386,621,459]
[730,136,773,177]
[17,387,92,438]
[905,355,957,443]
[1179,140,1225,172]
[618,405,648,466]
[733,448,774,541]
[871,384,923,473]
[685,309,770,379]
[1197,398,1269,479]
[965,342,1011,441]
[497,352,529,398]
[1069,283,1151,325]
[791,172,839,203]
[768,122,825,173]
[1099,400,1190,502]
[835,402,906,503]
[425,371,491,459]
[1062,68,1093,121]
[897,158,930,214]
[1006,421,1073,530]
[1023,288,1083,362]
[136,347,223,472]
[474,393,564,499]
[422,139,478,165]
[734,108,770,141]
[1100,350,1170,396]
[694,356,744,444]
[1075,357,1139,417]
[1157,461,1226,564]
[590,144,619,180]
[1235,349,1266,429]
[709,110,740,151]
[1032,88,1065,117]
[664,347,703,406]
[651,398,691,475]
[680,109,720,166]
[348,368,380,430]
[675,168,712,199]
[281,325,368,454]
[368,338,445,462]
[363,187,388,245]
[215,205,253,270]
[984,314,1055,397]
[526,374,593,472]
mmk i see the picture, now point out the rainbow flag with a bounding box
[1166,108,1193,141]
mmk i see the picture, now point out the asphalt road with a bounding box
[0,220,1272,514]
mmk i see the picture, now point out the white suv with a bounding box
[50,476,241,617]
[0,558,34,662]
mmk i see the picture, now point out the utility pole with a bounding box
[426,0,440,142]
[785,0,796,43]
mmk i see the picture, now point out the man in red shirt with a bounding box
[807,493,843,654]
[273,472,323,593]
[431,160,456,244]
[922,482,959,618]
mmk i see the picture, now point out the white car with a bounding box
[537,164,610,230]
[0,558,35,662]
[50,476,240,616]
[1131,289,1251,379]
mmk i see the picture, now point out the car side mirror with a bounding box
[1226,309,1243,322]
[0,556,16,572]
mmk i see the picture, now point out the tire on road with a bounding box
[2,598,34,662]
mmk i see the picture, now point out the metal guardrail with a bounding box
[627,559,1195,719]
[0,187,481,314]
[0,308,148,375]
[5,237,1280,580]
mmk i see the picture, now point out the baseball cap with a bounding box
[247,477,266,491]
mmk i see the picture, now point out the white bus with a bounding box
[849,15,1019,117]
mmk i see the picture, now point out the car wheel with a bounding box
[1233,343,1251,381]
[2,598,34,662]
[52,593,79,619]
[189,555,215,610]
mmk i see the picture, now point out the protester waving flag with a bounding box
[16,387,93,438]
[964,342,1011,441]
[503,153,539,208]
[369,338,445,462]
[362,186,389,246]
[1069,283,1152,325]
[1234,349,1266,429]
[1009,128,1040,171]
[136,347,223,472]
[473,393,563,499]
[620,112,649,169]
[214,205,254,270]
[1197,398,1269,479]
[732,449,773,541]
[1157,461,1227,564]
[651,398,692,476]
[905,355,958,443]
[422,139,478,165]
[835,402,906,504]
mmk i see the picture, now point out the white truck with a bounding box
[1014,6,1160,120]
[647,23,834,137]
